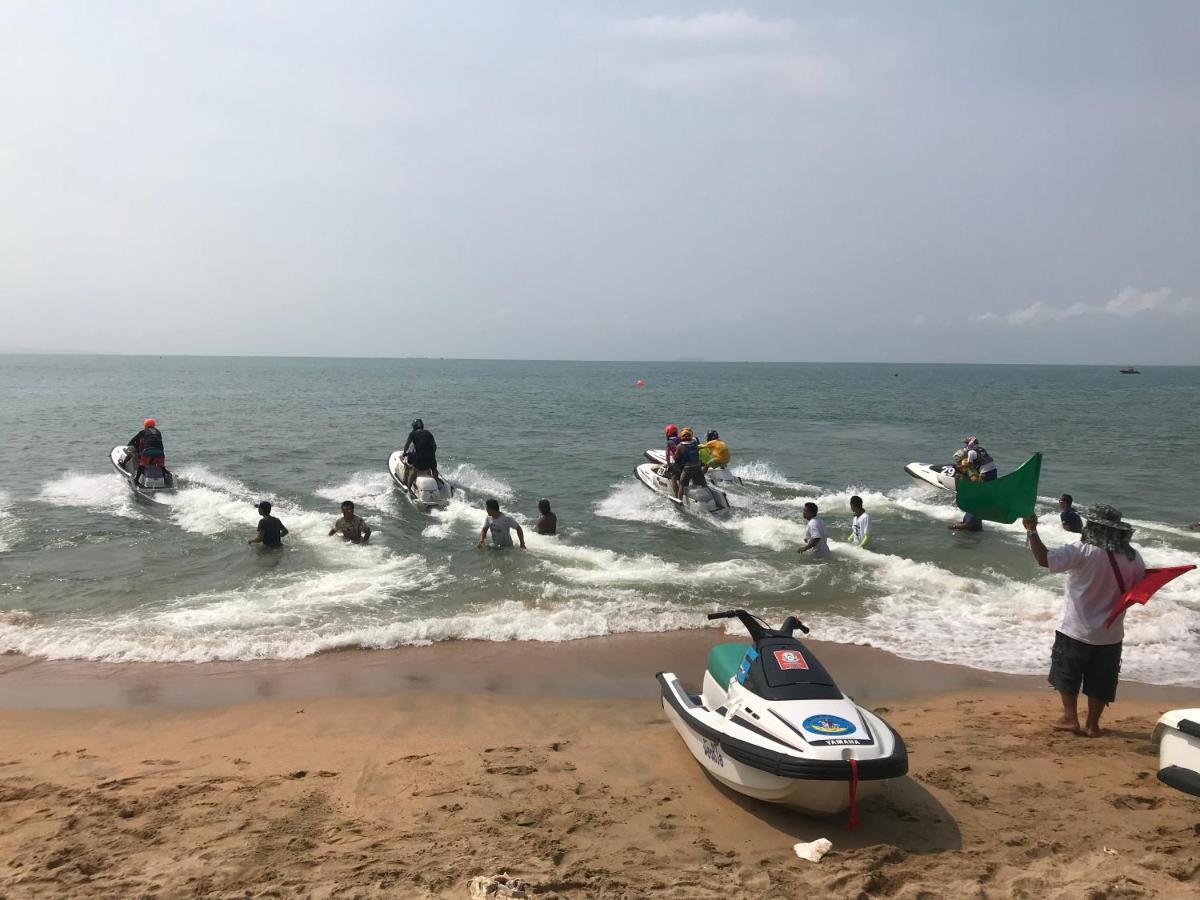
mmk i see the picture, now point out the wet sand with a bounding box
[2,632,1198,897]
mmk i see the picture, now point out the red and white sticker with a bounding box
[773,649,809,670]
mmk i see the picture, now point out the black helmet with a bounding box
[706,430,719,441]
[411,419,424,431]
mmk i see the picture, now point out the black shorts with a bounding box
[1048,631,1122,703]
[680,466,706,489]
[666,461,683,479]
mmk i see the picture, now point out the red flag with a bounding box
[1105,565,1196,628]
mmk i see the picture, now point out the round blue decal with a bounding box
[802,714,856,736]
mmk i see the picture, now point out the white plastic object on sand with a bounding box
[793,838,833,863]
[468,874,529,899]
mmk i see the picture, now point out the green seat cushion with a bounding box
[707,642,751,685]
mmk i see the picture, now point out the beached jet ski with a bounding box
[643,449,744,493]
[904,461,957,493]
[388,450,453,509]
[635,462,730,518]
[658,610,907,816]
[1152,709,1200,798]
[110,445,176,502]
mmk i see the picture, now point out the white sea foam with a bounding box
[811,543,1200,686]
[315,470,399,514]
[175,464,252,497]
[420,495,495,541]
[0,593,704,662]
[720,514,801,551]
[13,462,1200,685]
[158,468,362,543]
[0,491,17,552]
[444,463,516,501]
[594,482,698,531]
[38,473,144,520]
[730,460,818,491]
[537,546,807,594]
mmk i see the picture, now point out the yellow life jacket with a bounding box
[701,439,730,467]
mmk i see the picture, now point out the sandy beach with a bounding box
[2,632,1198,898]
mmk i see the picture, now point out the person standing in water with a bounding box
[478,499,525,549]
[534,499,557,535]
[848,496,872,548]
[1022,505,1146,737]
[329,500,372,544]
[1059,494,1083,534]
[797,502,830,557]
[948,512,984,532]
[248,501,288,549]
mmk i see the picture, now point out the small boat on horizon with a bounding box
[1120,367,1141,374]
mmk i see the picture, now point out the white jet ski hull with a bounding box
[635,462,730,518]
[658,670,905,814]
[644,449,744,493]
[905,461,957,493]
[109,445,176,502]
[1153,709,1200,798]
[388,450,453,509]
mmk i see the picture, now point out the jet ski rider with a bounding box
[402,418,441,488]
[953,436,997,482]
[663,423,681,469]
[127,417,171,488]
[699,430,730,468]
[672,428,707,499]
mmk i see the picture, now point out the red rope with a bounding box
[847,758,860,831]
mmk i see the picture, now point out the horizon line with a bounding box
[0,350,1189,367]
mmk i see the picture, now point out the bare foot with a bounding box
[1083,725,1103,738]
[1053,717,1081,734]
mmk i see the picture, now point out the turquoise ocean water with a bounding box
[0,355,1196,684]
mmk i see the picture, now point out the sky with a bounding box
[1,2,1197,364]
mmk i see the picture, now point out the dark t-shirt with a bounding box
[535,512,557,535]
[258,515,286,548]
[406,429,437,466]
[962,512,983,532]
[1060,508,1083,533]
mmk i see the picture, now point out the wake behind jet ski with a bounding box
[658,610,907,817]
[635,462,730,518]
[388,450,453,509]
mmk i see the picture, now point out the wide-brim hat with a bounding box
[1081,504,1135,555]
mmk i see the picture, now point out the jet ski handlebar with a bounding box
[707,609,809,641]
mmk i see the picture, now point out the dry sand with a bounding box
[1,633,1198,898]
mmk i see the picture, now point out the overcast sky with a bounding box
[1,2,1197,363]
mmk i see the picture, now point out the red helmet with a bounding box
[144,418,156,428]
[664,423,678,437]
[964,435,977,447]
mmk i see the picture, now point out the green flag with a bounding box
[955,452,1042,524]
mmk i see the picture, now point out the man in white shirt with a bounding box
[1023,505,1145,737]
[848,495,872,548]
[797,502,830,558]
[478,498,526,550]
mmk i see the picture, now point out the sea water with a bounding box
[0,355,1196,685]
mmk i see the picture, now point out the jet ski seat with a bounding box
[706,643,750,686]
